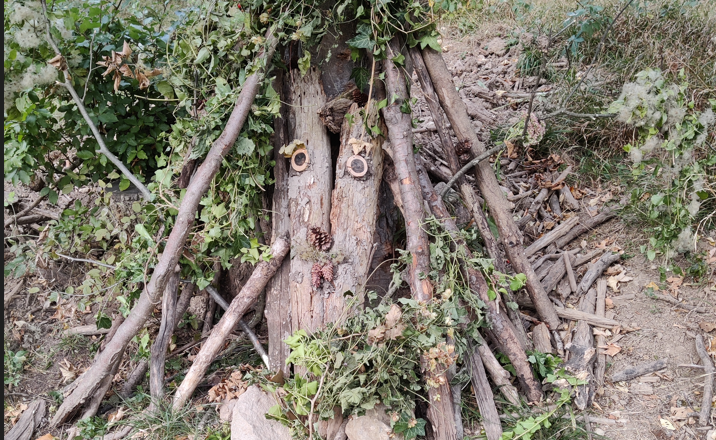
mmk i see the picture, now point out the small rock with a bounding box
[594,428,606,436]
[219,399,237,422]
[345,416,392,440]
[231,386,291,440]
[485,37,507,56]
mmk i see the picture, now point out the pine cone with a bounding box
[311,263,324,288]
[321,263,334,283]
[307,227,332,251]
[352,89,368,106]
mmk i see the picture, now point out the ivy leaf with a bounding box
[298,52,311,77]
[350,66,370,91]
[419,34,441,52]
[392,53,405,66]
[235,136,255,155]
[119,178,130,191]
[156,81,174,99]
[509,273,527,291]
[194,47,211,65]
[347,33,375,50]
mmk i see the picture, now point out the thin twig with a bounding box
[55,252,117,270]
[82,29,97,102]
[40,0,152,201]
[522,28,553,140]
[307,364,329,440]
[440,144,505,197]
[541,109,616,120]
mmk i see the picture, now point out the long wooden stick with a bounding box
[421,47,560,331]
[467,341,503,440]
[149,265,180,407]
[172,237,289,409]
[51,32,279,426]
[594,280,607,389]
[695,334,715,426]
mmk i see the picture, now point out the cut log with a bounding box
[594,280,607,390]
[610,359,668,382]
[576,252,621,295]
[288,66,334,334]
[549,193,562,217]
[416,163,542,402]
[554,307,621,329]
[517,188,551,228]
[532,323,553,354]
[555,209,615,248]
[5,399,46,440]
[467,341,503,440]
[149,265,180,406]
[328,103,384,324]
[524,216,579,258]
[695,334,715,426]
[51,33,278,426]
[474,335,521,406]
[421,47,560,331]
[266,72,292,372]
[172,236,289,409]
[564,252,577,293]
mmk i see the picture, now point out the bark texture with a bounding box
[149,265,180,405]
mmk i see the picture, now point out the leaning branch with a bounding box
[40,0,152,201]
[439,144,505,198]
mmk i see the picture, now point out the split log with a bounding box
[172,236,289,409]
[541,249,603,294]
[576,252,621,295]
[549,193,562,217]
[149,265,180,406]
[517,188,551,228]
[328,103,384,323]
[288,67,335,334]
[564,287,597,410]
[610,359,668,382]
[474,335,521,406]
[594,280,607,390]
[383,43,433,303]
[416,163,542,402]
[50,33,278,426]
[524,216,579,258]
[554,307,621,329]
[266,72,292,373]
[532,323,553,354]
[5,399,46,440]
[564,252,577,293]
[555,210,616,248]
[695,334,715,426]
[468,341,503,440]
[420,47,560,331]
[559,186,580,211]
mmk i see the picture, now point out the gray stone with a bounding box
[231,386,291,440]
[345,416,392,440]
[219,398,237,422]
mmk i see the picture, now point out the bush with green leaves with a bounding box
[4,343,27,387]
[608,68,715,263]
[4,0,180,202]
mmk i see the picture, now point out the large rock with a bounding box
[231,386,291,440]
[345,405,403,440]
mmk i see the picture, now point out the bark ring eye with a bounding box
[346,155,368,178]
[291,148,309,171]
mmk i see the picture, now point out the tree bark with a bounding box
[382,40,433,303]
[328,103,384,320]
[149,265,180,406]
[467,342,503,440]
[51,33,278,426]
[420,47,560,331]
[576,252,621,296]
[594,279,607,390]
[173,236,290,409]
[555,209,615,248]
[288,67,334,335]
[266,70,292,374]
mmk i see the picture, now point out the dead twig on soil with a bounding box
[695,334,715,426]
[4,196,46,228]
[55,253,117,270]
[611,359,668,382]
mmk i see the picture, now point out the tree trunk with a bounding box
[288,67,334,335]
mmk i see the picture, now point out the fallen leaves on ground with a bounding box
[59,359,77,384]
[208,369,247,403]
[699,322,716,332]
[107,407,125,423]
[607,271,634,293]
[35,434,56,440]
[645,281,660,291]
[4,402,28,426]
[666,276,683,297]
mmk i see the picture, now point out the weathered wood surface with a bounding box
[524,215,579,258]
[695,334,715,426]
[5,400,46,440]
[564,287,597,410]
[266,71,292,373]
[287,67,334,334]
[576,252,621,295]
[555,209,615,248]
[611,359,668,382]
[594,280,607,390]
[533,323,553,354]
[328,103,384,323]
[468,342,503,440]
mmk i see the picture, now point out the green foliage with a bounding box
[608,69,715,265]
[76,416,109,439]
[4,0,180,195]
[4,344,27,386]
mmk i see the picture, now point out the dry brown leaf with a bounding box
[385,323,406,340]
[367,325,386,344]
[113,71,122,93]
[59,359,76,383]
[385,304,402,329]
[599,343,622,356]
[606,265,624,275]
[48,54,68,71]
[645,281,660,291]
[605,297,614,309]
[136,71,149,90]
[119,41,132,59]
[144,68,163,78]
[607,276,620,293]
[699,322,716,332]
[35,434,55,440]
[119,64,135,79]
[107,407,125,423]
[594,239,611,249]
[666,276,683,297]
[670,407,691,420]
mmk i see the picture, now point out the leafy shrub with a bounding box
[608,68,715,261]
